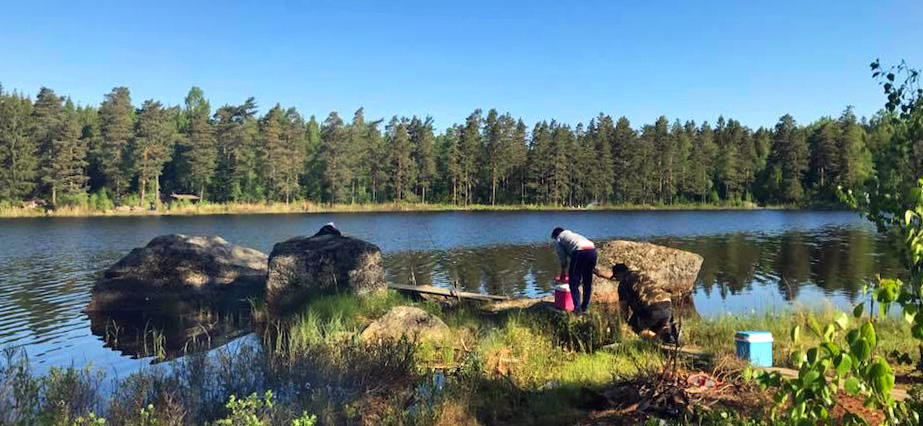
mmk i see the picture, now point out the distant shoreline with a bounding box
[0,201,850,219]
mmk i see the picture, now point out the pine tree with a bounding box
[410,116,436,203]
[0,87,37,201]
[440,126,462,205]
[34,90,87,205]
[688,122,717,202]
[366,119,387,203]
[180,87,217,200]
[258,105,285,202]
[386,117,415,202]
[348,109,369,204]
[319,112,350,203]
[98,87,133,202]
[279,107,306,203]
[835,106,873,191]
[770,114,809,203]
[808,118,838,194]
[131,100,177,208]
[610,117,635,203]
[458,110,481,205]
[213,98,258,202]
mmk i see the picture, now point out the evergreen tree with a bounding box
[835,106,873,191]
[458,110,481,205]
[688,122,717,202]
[213,98,258,202]
[610,117,635,203]
[409,116,436,203]
[769,114,809,202]
[98,87,133,202]
[131,100,177,208]
[0,87,37,201]
[386,117,415,202]
[34,90,87,205]
[319,112,350,203]
[439,126,462,205]
[348,109,369,204]
[366,119,387,203]
[179,87,217,200]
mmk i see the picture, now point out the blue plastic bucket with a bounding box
[735,331,773,367]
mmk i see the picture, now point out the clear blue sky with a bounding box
[1,0,920,131]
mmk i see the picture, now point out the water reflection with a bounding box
[385,226,904,307]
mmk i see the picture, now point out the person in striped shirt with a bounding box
[551,227,597,314]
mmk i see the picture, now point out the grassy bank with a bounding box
[2,291,918,425]
[0,199,835,218]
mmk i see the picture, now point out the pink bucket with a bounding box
[554,284,574,312]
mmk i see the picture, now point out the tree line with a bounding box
[0,84,890,209]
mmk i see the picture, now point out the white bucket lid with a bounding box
[555,284,570,291]
[735,331,773,343]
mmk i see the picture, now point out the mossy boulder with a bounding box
[595,240,704,298]
[361,306,449,342]
[266,230,386,310]
[88,234,268,312]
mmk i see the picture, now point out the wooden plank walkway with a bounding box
[388,283,511,302]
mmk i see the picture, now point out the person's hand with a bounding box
[640,330,657,340]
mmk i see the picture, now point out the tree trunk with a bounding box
[51,185,57,207]
[139,177,146,208]
[154,175,161,210]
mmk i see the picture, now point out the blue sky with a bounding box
[1,0,920,130]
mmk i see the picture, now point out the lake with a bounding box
[0,209,904,373]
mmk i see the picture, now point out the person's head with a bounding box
[612,263,630,281]
[551,227,564,240]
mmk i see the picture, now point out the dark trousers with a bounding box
[568,249,597,312]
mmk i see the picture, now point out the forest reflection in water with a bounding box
[384,225,904,310]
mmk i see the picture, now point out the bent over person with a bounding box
[595,263,680,344]
[551,227,597,314]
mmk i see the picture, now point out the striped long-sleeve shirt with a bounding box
[553,230,595,268]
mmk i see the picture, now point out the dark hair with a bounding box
[551,227,564,239]
[612,263,629,275]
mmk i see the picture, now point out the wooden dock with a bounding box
[388,283,511,302]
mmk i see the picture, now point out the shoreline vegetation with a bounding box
[1,290,919,426]
[0,200,848,218]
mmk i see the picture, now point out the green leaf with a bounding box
[912,324,923,340]
[860,322,877,348]
[853,303,864,318]
[850,337,871,361]
[846,329,859,345]
[906,210,915,226]
[833,311,850,330]
[905,305,918,324]
[807,348,819,364]
[820,342,840,357]
[790,350,806,367]
[807,315,822,337]
[823,324,836,342]
[868,358,895,396]
[834,353,852,375]
[844,377,861,395]
[791,324,800,344]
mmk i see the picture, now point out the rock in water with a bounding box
[88,234,268,312]
[595,240,703,297]
[361,306,449,342]
[266,231,386,309]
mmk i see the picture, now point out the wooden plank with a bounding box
[388,283,510,301]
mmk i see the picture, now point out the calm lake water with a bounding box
[0,210,904,373]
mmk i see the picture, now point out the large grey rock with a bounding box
[88,234,268,312]
[361,306,449,342]
[266,231,386,309]
[595,240,703,298]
